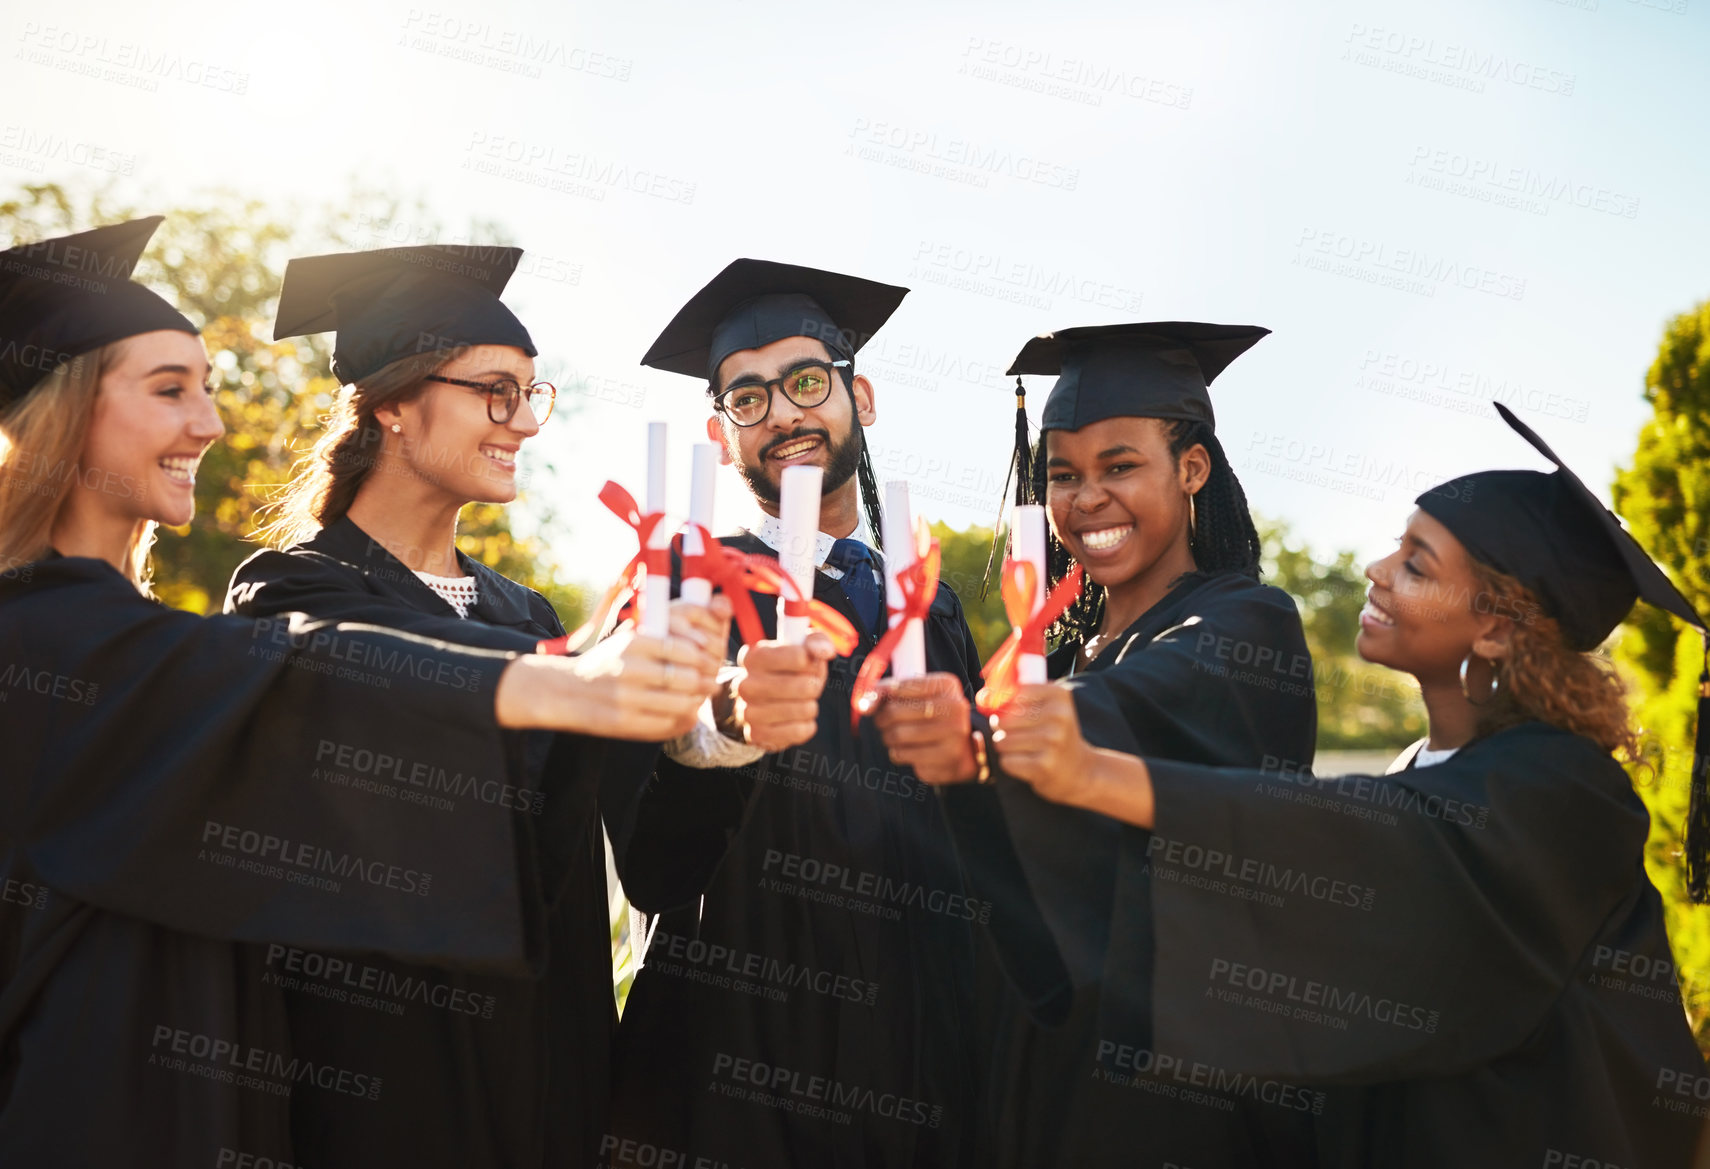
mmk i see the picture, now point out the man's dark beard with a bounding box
[737,422,865,507]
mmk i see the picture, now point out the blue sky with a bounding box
[5,0,1707,589]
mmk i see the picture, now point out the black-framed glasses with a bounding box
[712,360,850,428]
[428,375,557,424]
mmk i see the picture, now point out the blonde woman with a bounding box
[0,219,723,1165]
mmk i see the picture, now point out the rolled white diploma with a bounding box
[1012,504,1048,684]
[680,443,719,607]
[642,421,672,637]
[775,464,823,644]
[881,479,926,678]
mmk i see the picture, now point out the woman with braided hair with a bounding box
[871,322,1321,1167]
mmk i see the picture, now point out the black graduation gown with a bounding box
[0,554,542,1168]
[604,530,987,1169]
[937,570,1323,1168]
[226,516,654,1169]
[1139,721,1706,1167]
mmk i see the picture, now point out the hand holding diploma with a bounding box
[716,631,837,753]
[870,673,978,785]
[496,594,732,742]
[988,683,1156,828]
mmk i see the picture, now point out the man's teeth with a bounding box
[159,456,198,483]
[1080,525,1132,551]
[482,447,516,464]
[771,439,820,460]
[1362,602,1396,626]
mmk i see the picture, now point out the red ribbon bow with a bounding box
[681,523,859,657]
[850,525,942,728]
[535,481,667,656]
[974,562,1083,715]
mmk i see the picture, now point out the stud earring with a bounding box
[391,424,401,434]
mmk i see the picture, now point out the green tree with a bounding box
[0,182,585,623]
[931,521,1010,661]
[1611,297,1710,1048]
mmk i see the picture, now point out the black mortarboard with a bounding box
[274,245,536,385]
[1418,401,1710,897]
[0,217,197,405]
[1008,321,1271,433]
[639,258,908,386]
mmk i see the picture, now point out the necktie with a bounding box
[824,538,884,636]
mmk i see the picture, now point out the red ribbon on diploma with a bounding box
[850,527,942,728]
[536,483,859,657]
[682,523,858,656]
[974,562,1083,715]
[536,481,667,656]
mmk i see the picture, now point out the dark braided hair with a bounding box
[842,363,885,551]
[1032,417,1263,645]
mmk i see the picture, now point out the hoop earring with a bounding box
[1459,652,1499,704]
[1188,493,1198,543]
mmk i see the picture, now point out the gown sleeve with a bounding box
[4,560,544,975]
[947,582,1318,1004]
[229,544,664,912]
[1138,722,1649,1081]
[227,547,540,651]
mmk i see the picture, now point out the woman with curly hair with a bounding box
[902,402,1707,1167]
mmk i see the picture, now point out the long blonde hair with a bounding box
[0,340,158,589]
[254,348,460,549]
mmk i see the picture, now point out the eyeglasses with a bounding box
[712,360,850,428]
[427,375,557,424]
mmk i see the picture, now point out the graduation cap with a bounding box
[997,321,1269,508]
[0,217,197,406]
[640,258,908,386]
[274,245,536,385]
[1417,401,1710,898]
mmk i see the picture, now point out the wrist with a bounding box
[712,671,744,741]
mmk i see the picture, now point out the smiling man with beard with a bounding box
[602,260,994,1169]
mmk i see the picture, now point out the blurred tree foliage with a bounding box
[0,181,586,624]
[930,517,1426,752]
[1611,297,1710,1050]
